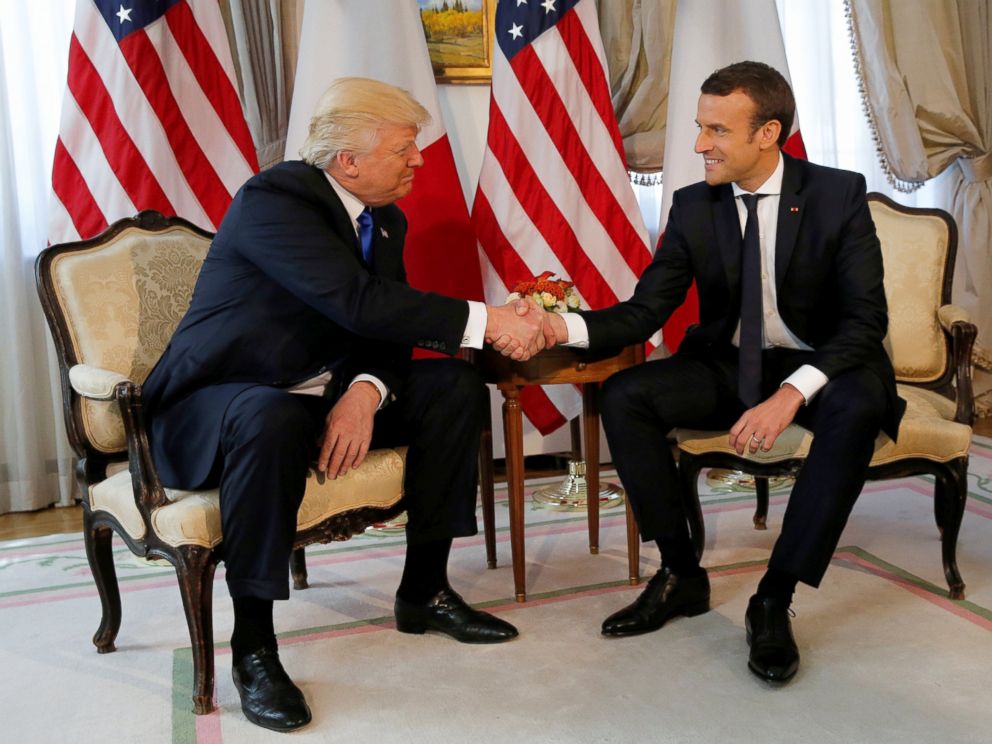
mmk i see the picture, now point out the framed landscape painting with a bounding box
[418,0,495,84]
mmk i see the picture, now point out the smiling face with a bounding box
[694,90,781,192]
[331,124,424,206]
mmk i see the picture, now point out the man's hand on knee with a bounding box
[729,384,805,455]
[318,382,380,478]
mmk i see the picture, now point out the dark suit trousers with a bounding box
[600,347,888,587]
[215,358,485,600]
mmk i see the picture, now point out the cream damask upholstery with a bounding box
[673,193,976,600]
[48,224,208,452]
[36,211,407,716]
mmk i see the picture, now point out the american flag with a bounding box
[472,0,655,434]
[49,0,257,244]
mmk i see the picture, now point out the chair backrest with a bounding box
[868,193,957,387]
[37,212,213,456]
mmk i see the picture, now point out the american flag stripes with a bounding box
[472,0,654,434]
[49,0,257,244]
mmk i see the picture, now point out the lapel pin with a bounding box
[380,227,389,238]
[790,207,799,213]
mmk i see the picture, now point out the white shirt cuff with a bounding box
[350,374,389,410]
[781,364,828,404]
[462,301,487,348]
[561,313,590,348]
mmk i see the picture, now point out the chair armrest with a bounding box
[937,304,971,332]
[938,306,977,426]
[112,380,172,513]
[68,364,131,399]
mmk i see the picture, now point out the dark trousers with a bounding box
[216,358,486,600]
[600,347,888,587]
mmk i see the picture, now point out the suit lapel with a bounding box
[713,185,742,294]
[775,154,806,294]
[304,164,364,258]
[368,208,404,278]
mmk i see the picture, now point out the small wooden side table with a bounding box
[472,345,643,602]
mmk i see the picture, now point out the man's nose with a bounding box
[409,146,424,168]
[694,131,710,153]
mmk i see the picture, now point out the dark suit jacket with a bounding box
[143,160,469,488]
[580,154,905,437]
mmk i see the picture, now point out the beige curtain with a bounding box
[847,0,992,411]
[220,0,305,169]
[597,0,677,177]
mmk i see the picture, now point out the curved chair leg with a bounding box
[753,477,769,530]
[678,453,706,560]
[83,508,122,654]
[175,546,218,715]
[935,458,968,600]
[933,479,946,537]
[290,547,309,590]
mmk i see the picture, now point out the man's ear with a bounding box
[334,149,359,177]
[759,120,782,150]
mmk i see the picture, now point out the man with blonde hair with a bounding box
[143,77,543,732]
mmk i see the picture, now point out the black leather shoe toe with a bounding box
[395,588,518,643]
[232,647,312,732]
[601,567,710,637]
[745,594,800,682]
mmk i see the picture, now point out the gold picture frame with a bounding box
[419,0,495,84]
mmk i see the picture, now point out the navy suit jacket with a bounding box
[143,160,469,488]
[579,154,905,438]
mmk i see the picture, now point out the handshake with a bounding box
[484,298,569,361]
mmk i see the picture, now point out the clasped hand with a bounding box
[486,298,564,361]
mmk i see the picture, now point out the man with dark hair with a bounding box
[546,60,903,682]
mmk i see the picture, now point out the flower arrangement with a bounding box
[507,271,582,313]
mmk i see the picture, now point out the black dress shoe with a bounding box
[232,647,312,732]
[394,587,519,643]
[601,567,710,636]
[745,594,800,682]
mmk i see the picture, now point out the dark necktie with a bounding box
[738,193,764,407]
[357,207,374,265]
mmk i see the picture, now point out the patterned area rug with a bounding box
[3,438,992,743]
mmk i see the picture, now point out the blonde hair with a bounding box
[299,77,431,169]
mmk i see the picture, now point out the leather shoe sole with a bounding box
[395,587,519,644]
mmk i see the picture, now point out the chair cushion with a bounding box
[89,448,406,547]
[677,387,970,467]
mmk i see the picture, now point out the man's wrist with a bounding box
[348,379,383,408]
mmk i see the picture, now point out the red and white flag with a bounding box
[659,0,806,350]
[49,0,258,243]
[473,0,654,434]
[284,0,484,304]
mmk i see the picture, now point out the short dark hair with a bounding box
[701,61,795,147]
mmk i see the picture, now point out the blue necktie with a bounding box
[357,207,374,265]
[738,194,764,407]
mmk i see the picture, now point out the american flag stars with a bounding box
[115,4,132,24]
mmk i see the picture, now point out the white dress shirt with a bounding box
[561,153,828,404]
[288,173,488,404]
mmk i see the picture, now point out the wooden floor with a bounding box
[4,417,991,542]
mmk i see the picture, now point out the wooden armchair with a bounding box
[674,193,976,599]
[36,211,407,714]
